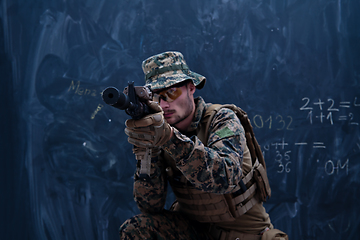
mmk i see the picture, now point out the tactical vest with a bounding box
[163,104,271,223]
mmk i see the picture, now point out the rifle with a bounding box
[102,82,152,119]
[102,82,153,180]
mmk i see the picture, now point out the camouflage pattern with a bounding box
[119,210,211,240]
[119,97,248,238]
[142,51,206,91]
[162,96,245,194]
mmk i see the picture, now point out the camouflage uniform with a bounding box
[119,52,275,240]
[120,96,246,238]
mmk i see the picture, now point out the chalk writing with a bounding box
[324,159,349,175]
[91,104,104,119]
[265,139,328,151]
[262,138,292,173]
[271,138,288,150]
[338,113,359,125]
[275,150,292,173]
[68,80,98,97]
[313,142,326,148]
[294,142,326,148]
[263,138,353,176]
[300,97,360,125]
[251,115,293,130]
[354,97,360,106]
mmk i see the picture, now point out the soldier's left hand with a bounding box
[125,101,172,148]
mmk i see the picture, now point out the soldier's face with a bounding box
[158,83,196,131]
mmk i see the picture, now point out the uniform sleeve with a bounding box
[162,108,245,194]
[133,157,168,213]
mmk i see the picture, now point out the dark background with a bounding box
[1,0,360,239]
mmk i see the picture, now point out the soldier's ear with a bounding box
[188,82,196,95]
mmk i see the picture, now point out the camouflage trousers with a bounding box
[119,210,211,240]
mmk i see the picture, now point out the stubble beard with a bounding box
[171,93,194,127]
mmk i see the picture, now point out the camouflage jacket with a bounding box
[133,97,246,213]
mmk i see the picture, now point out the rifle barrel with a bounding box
[102,87,132,110]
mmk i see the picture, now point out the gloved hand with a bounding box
[125,101,172,148]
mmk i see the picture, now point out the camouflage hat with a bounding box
[142,51,206,91]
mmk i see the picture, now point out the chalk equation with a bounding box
[262,138,350,176]
[300,97,360,125]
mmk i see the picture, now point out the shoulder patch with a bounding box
[215,126,234,138]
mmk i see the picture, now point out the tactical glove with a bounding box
[125,101,172,148]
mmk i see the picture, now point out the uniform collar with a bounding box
[186,96,207,133]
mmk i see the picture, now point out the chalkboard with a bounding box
[1,0,360,239]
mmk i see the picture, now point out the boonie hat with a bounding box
[142,51,206,91]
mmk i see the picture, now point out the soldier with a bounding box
[119,51,288,240]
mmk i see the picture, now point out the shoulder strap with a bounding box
[197,104,222,145]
